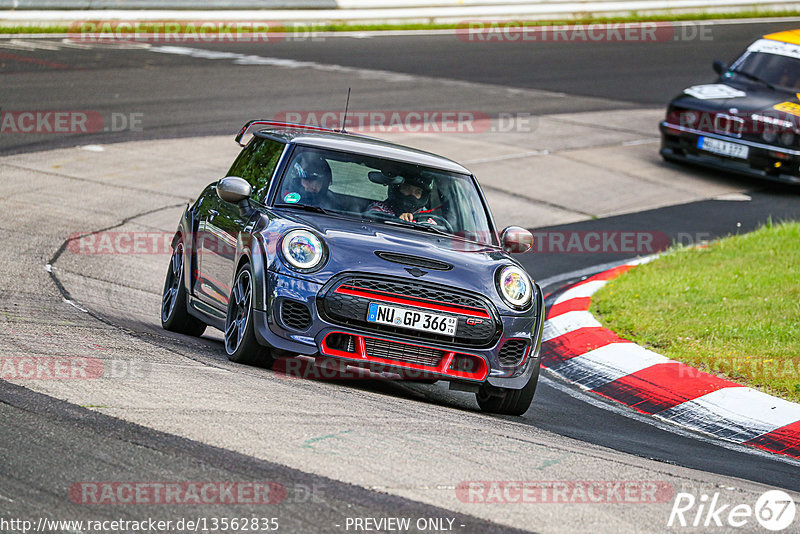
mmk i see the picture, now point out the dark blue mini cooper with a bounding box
[161,120,543,415]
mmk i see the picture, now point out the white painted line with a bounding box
[462,149,552,165]
[538,258,637,292]
[626,255,658,266]
[622,138,659,146]
[63,299,89,313]
[713,192,752,201]
[146,45,567,98]
[542,310,601,342]
[552,279,607,305]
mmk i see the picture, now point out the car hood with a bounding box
[262,209,526,306]
[667,81,800,122]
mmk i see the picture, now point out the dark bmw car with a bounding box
[161,120,544,415]
[661,30,800,184]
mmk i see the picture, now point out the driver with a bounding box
[282,152,336,209]
[366,174,440,223]
[778,63,800,90]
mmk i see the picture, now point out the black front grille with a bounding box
[320,275,499,347]
[363,337,444,367]
[280,299,312,331]
[342,277,485,309]
[498,339,528,367]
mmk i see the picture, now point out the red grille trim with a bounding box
[320,332,488,382]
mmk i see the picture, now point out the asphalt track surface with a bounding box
[2,18,800,533]
[3,19,800,156]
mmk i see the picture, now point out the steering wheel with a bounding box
[415,214,454,233]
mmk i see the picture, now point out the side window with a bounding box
[226,137,285,203]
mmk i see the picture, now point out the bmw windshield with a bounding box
[273,145,497,246]
[728,39,800,92]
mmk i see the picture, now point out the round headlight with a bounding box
[281,229,326,272]
[780,131,795,146]
[497,265,532,309]
[763,128,778,143]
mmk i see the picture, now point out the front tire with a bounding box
[476,363,540,416]
[224,263,275,368]
[161,239,207,337]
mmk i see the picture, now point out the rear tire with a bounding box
[161,239,207,337]
[224,263,275,368]
[476,363,540,416]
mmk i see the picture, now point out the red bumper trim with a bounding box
[320,332,488,382]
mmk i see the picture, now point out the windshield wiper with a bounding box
[730,68,775,90]
[274,203,340,216]
[381,219,452,237]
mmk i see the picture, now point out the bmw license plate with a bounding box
[367,303,457,336]
[697,136,749,159]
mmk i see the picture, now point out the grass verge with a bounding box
[3,10,800,34]
[591,221,800,403]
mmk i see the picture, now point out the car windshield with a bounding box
[729,46,800,92]
[273,145,496,245]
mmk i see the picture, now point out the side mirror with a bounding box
[713,60,727,75]
[216,176,251,204]
[501,226,534,254]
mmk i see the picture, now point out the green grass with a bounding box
[4,10,800,34]
[591,221,800,402]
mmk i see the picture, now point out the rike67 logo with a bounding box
[668,490,796,531]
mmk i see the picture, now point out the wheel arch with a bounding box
[236,233,269,312]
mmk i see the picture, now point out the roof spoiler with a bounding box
[234,120,341,147]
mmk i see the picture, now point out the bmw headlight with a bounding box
[496,265,532,309]
[280,229,326,272]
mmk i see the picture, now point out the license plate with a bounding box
[697,136,749,159]
[367,303,457,336]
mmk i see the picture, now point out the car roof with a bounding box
[763,29,800,46]
[255,128,471,175]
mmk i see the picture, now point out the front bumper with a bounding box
[252,271,544,389]
[660,121,800,185]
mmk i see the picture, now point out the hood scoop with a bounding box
[374,251,453,271]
